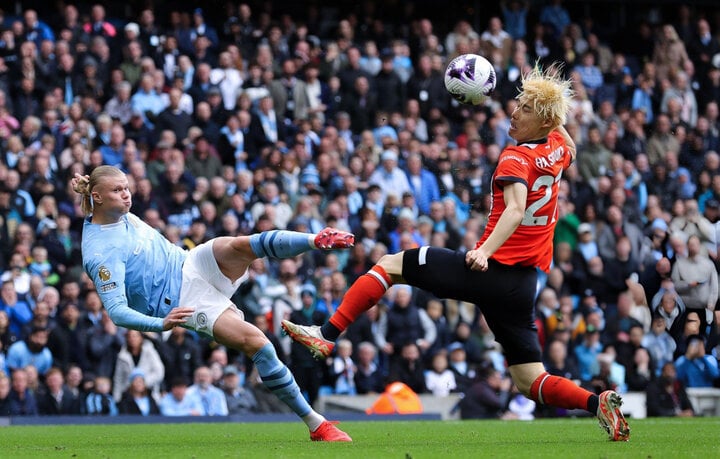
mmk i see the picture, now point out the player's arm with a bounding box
[556,124,576,162]
[467,181,527,271]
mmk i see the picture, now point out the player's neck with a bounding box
[91,211,124,225]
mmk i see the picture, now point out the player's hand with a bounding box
[162,306,195,331]
[465,248,489,272]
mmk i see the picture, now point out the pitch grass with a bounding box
[2,417,720,458]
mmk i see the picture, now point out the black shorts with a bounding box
[402,247,541,366]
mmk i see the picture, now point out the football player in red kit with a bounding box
[284,64,629,441]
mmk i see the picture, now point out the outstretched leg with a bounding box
[212,228,354,281]
[511,363,629,442]
[213,309,351,442]
[282,252,404,358]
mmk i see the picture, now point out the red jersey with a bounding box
[476,130,573,272]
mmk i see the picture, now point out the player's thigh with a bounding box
[211,236,256,281]
[213,308,269,355]
[401,247,485,300]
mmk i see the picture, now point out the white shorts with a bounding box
[179,239,248,337]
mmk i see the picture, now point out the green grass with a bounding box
[1,418,720,458]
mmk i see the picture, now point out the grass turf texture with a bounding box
[1,418,719,458]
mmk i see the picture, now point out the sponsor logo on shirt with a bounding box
[99,282,117,293]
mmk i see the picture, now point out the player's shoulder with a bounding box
[498,145,532,165]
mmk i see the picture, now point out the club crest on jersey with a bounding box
[98,266,112,281]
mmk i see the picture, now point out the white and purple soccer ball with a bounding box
[444,54,496,105]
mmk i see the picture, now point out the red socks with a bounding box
[329,265,392,333]
[529,372,594,411]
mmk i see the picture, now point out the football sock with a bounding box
[249,230,313,259]
[323,265,392,340]
[252,343,324,429]
[529,372,595,412]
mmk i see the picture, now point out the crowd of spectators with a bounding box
[1,0,720,419]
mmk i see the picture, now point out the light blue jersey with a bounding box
[82,213,188,332]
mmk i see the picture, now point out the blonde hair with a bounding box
[72,165,125,215]
[518,63,573,129]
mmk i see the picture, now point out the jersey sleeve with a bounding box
[494,147,531,188]
[85,251,164,333]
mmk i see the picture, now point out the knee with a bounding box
[376,253,403,277]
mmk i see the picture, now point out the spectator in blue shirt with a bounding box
[675,334,720,388]
[130,74,165,129]
[539,0,571,38]
[573,53,605,106]
[85,376,118,416]
[0,280,33,336]
[6,325,53,376]
[186,366,228,416]
[160,376,204,416]
[23,9,55,48]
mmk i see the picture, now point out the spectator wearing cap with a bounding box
[574,324,603,382]
[190,8,219,50]
[368,149,412,204]
[446,341,475,393]
[6,324,53,375]
[118,368,161,415]
[574,222,599,265]
[221,364,258,415]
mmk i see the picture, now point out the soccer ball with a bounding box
[444,54,496,105]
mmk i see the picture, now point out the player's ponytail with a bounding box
[73,174,93,215]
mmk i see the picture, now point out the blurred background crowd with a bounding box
[0,0,719,419]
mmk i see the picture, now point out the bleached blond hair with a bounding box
[517,63,573,129]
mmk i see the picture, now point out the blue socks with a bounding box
[252,343,312,418]
[249,230,313,259]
